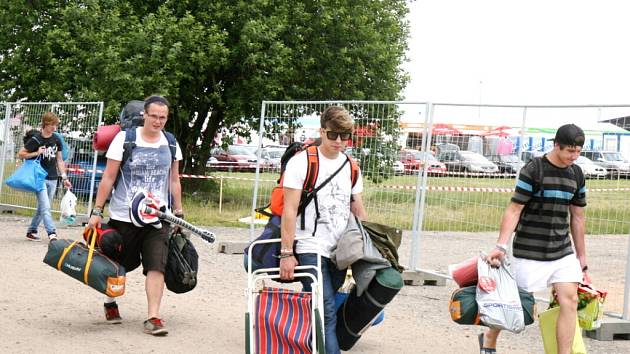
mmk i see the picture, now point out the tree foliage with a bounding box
[0,0,409,174]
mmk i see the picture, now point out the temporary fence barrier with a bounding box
[251,101,630,323]
[0,102,104,217]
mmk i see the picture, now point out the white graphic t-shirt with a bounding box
[282,147,363,257]
[106,128,183,222]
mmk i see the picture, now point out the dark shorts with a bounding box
[108,219,169,275]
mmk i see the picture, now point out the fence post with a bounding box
[0,103,12,197]
[409,103,433,270]
[219,176,224,214]
[85,102,104,216]
[623,228,630,320]
[249,101,267,241]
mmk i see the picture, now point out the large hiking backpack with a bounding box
[120,128,177,168]
[264,142,359,228]
[92,100,177,164]
[244,142,359,273]
[119,100,145,130]
[92,100,144,152]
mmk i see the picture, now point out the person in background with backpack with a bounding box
[483,124,589,354]
[87,95,183,336]
[279,106,367,354]
[18,112,72,242]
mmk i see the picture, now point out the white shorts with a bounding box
[512,254,582,293]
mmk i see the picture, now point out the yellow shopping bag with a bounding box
[578,298,604,331]
[539,307,586,354]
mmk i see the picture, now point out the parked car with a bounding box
[208,145,258,172]
[580,150,630,177]
[347,147,403,177]
[486,154,524,173]
[393,160,405,175]
[258,145,287,171]
[575,156,607,179]
[66,142,107,198]
[439,150,499,173]
[399,149,447,175]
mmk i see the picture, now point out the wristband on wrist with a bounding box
[280,248,293,254]
[495,243,508,254]
[91,208,103,217]
[582,265,588,272]
[61,173,68,180]
[278,253,294,259]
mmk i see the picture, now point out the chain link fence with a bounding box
[0,102,104,217]
[250,101,630,319]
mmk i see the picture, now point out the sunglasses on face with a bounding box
[325,130,352,141]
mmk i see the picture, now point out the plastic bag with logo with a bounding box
[475,257,525,333]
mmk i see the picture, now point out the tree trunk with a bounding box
[190,108,223,176]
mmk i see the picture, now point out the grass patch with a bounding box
[2,168,629,234]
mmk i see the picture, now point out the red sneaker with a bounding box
[104,302,122,324]
[143,317,168,336]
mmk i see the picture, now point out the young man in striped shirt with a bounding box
[482,124,589,354]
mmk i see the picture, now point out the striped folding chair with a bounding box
[255,288,318,353]
[246,237,325,354]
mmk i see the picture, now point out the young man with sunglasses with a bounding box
[279,106,367,354]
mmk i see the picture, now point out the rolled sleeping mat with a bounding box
[43,238,126,297]
[93,124,121,152]
[336,267,403,350]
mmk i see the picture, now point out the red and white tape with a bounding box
[65,168,629,193]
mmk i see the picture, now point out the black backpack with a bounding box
[119,100,145,131]
[529,156,584,216]
[165,230,199,294]
[23,129,43,146]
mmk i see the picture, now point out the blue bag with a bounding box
[53,132,70,161]
[5,157,48,192]
[243,215,283,272]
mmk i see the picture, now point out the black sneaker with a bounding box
[104,302,122,324]
[143,317,168,336]
[26,232,41,242]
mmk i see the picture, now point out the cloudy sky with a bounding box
[401,0,630,127]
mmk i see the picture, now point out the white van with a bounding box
[580,150,630,177]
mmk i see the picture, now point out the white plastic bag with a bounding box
[59,190,77,224]
[476,257,525,333]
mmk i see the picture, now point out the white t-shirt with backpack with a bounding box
[106,128,183,222]
[282,147,363,258]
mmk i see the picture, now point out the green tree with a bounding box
[0,0,409,174]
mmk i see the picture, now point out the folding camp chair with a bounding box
[246,236,326,354]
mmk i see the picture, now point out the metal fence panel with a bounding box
[250,101,630,320]
[251,101,428,233]
[0,102,104,216]
[423,103,630,316]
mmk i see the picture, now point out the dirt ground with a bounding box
[1,214,630,354]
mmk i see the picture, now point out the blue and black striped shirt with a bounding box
[511,156,586,261]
